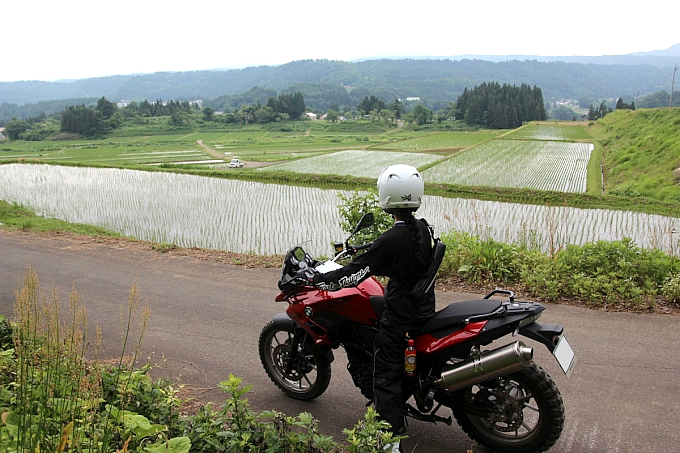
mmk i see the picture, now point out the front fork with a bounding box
[285,326,308,375]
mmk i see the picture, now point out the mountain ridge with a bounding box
[0,48,677,117]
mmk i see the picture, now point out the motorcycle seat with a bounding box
[418,299,503,334]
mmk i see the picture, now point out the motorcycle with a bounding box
[259,213,575,452]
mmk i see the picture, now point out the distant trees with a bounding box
[265,92,306,120]
[411,104,433,125]
[126,99,193,117]
[325,109,339,122]
[60,104,104,136]
[455,82,547,129]
[389,98,404,119]
[588,102,613,120]
[615,97,636,110]
[5,118,30,139]
[358,96,385,115]
[60,97,123,136]
[551,105,577,121]
[96,97,117,119]
[636,90,672,108]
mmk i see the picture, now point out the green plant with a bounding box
[661,273,680,305]
[99,365,182,433]
[151,242,178,253]
[442,230,535,284]
[337,189,392,245]
[4,266,103,453]
[0,266,188,453]
[342,407,404,453]
[181,374,339,453]
[0,316,13,350]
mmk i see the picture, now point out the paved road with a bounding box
[1,230,679,452]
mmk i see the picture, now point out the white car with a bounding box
[228,158,244,168]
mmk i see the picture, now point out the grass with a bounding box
[505,122,594,141]
[370,130,501,151]
[0,200,120,237]
[589,108,680,202]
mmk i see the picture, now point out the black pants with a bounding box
[373,319,417,435]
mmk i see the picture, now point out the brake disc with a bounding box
[487,386,525,432]
[273,343,303,381]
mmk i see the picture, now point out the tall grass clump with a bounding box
[0,266,189,453]
[7,266,103,452]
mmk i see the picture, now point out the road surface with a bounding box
[1,230,678,452]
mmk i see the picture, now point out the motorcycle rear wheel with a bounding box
[259,321,331,400]
[451,363,564,453]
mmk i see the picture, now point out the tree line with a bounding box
[453,82,547,128]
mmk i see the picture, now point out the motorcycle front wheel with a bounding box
[451,363,565,453]
[258,320,331,400]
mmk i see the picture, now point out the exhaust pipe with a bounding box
[434,341,533,392]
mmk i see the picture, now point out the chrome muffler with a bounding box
[434,341,533,392]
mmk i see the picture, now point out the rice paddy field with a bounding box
[370,131,501,151]
[0,134,225,166]
[422,140,593,193]
[504,123,593,141]
[1,163,678,257]
[257,150,444,178]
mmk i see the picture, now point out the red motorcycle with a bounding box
[259,214,575,452]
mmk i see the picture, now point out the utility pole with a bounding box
[671,65,678,107]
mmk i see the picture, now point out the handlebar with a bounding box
[332,242,373,262]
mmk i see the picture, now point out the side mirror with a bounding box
[352,212,374,235]
[346,212,375,248]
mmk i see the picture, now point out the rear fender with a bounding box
[270,313,335,363]
[520,322,564,352]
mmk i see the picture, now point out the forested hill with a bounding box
[0,58,675,111]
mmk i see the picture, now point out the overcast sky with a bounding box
[2,0,677,82]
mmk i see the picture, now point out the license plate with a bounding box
[553,335,576,378]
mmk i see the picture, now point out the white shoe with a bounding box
[384,441,401,453]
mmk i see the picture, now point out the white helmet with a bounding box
[377,164,424,210]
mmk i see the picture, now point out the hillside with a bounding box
[591,108,680,201]
[0,58,674,111]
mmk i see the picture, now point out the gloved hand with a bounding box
[293,267,317,285]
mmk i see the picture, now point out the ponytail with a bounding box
[393,209,427,271]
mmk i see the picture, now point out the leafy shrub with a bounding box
[441,231,543,284]
[181,374,399,453]
[100,364,182,432]
[526,239,679,305]
[337,190,392,245]
[440,230,680,307]
[662,273,680,305]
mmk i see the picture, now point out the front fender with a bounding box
[269,313,335,364]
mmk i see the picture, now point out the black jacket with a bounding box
[314,219,435,329]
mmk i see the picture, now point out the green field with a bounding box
[1,117,677,216]
[505,123,594,141]
[423,140,594,193]
[371,131,501,151]
[259,150,444,178]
